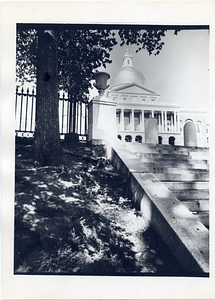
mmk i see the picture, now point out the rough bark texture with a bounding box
[34,29,62,166]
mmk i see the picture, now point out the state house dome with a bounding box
[110,50,147,90]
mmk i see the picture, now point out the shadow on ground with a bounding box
[14,142,185,276]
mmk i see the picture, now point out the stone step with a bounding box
[182,200,209,212]
[130,144,190,155]
[138,152,209,163]
[144,161,209,171]
[189,152,210,161]
[156,172,209,181]
[154,167,209,177]
[125,142,210,230]
[164,181,209,190]
[132,143,209,154]
[173,189,209,200]
[137,152,190,160]
[193,211,209,229]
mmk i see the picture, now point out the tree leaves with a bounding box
[16,27,178,98]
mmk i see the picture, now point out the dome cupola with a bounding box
[110,50,147,90]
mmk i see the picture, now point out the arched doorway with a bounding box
[125,135,132,142]
[158,136,163,144]
[135,135,142,143]
[169,136,175,145]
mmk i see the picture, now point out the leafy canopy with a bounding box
[16,27,179,101]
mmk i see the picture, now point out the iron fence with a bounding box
[15,86,88,142]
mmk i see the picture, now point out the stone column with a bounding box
[142,110,145,132]
[151,110,154,118]
[161,111,164,132]
[131,109,134,131]
[171,113,174,132]
[158,112,161,132]
[164,111,167,132]
[121,109,124,131]
[174,111,177,132]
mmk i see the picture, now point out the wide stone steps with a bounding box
[164,181,209,190]
[129,143,210,228]
[192,211,209,228]
[155,172,209,182]
[172,189,209,200]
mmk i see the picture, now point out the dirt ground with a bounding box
[14,141,184,276]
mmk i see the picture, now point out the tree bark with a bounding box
[34,29,62,166]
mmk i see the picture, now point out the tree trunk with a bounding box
[34,29,62,166]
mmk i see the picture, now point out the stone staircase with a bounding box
[127,143,210,229]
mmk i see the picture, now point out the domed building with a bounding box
[107,50,209,147]
[110,50,147,90]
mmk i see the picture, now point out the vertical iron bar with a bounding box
[19,87,24,131]
[15,86,18,117]
[73,99,76,133]
[85,103,88,134]
[76,102,80,133]
[67,100,70,133]
[25,88,29,131]
[80,102,82,134]
[30,89,35,132]
[69,96,73,133]
[61,93,65,134]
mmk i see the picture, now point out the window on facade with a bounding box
[125,135,132,142]
[135,135,142,143]
[167,113,171,121]
[118,135,122,140]
[167,121,171,131]
[197,121,202,133]
[124,111,130,130]
[169,136,175,146]
[134,112,140,131]
[144,112,150,119]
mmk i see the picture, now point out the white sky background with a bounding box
[91,29,209,112]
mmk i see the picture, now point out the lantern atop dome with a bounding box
[122,49,134,68]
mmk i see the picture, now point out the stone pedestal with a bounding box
[88,95,117,145]
[184,121,197,147]
[145,118,158,144]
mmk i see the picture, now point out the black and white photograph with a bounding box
[2,1,215,299]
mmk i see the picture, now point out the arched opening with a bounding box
[169,136,175,145]
[117,135,122,140]
[135,135,142,143]
[125,135,132,142]
[158,136,163,144]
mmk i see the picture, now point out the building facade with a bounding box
[107,50,209,147]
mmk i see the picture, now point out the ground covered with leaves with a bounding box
[14,142,184,276]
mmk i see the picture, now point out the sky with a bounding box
[91,29,209,112]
